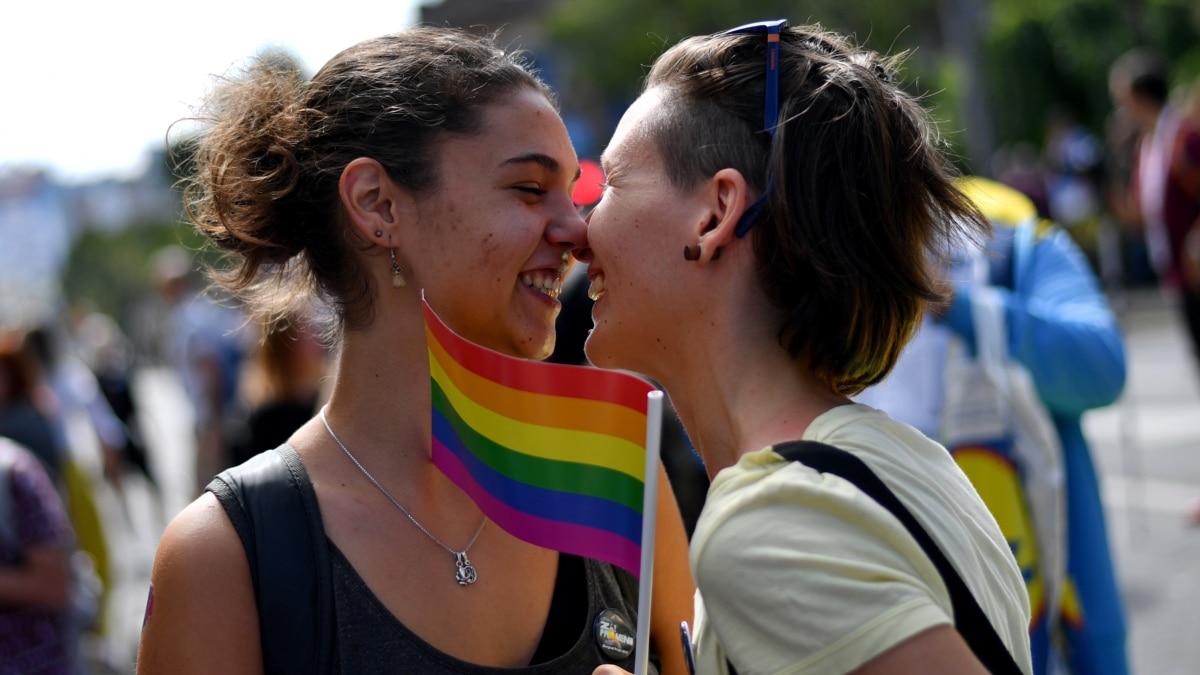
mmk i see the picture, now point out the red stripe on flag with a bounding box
[423,301,651,413]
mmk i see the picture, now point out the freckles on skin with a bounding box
[480,231,499,258]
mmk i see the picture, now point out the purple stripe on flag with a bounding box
[432,437,642,577]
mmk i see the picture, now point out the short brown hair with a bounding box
[644,24,987,394]
[182,27,552,332]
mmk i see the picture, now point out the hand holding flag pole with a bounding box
[422,298,662,674]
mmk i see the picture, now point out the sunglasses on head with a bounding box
[718,19,788,237]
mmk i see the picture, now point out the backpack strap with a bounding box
[725,441,1021,675]
[774,440,1021,674]
[207,445,333,674]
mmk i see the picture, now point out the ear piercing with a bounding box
[390,247,407,288]
[683,245,721,261]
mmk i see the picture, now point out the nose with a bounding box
[549,195,589,258]
[566,207,596,264]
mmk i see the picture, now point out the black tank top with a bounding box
[331,545,641,673]
[211,446,652,674]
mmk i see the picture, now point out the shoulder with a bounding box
[693,414,949,589]
[149,492,254,614]
[159,491,245,556]
[138,492,262,672]
[690,442,956,674]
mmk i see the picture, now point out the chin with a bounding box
[511,330,555,362]
[583,329,620,371]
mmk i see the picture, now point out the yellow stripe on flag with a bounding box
[430,354,646,480]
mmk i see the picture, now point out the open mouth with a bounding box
[520,270,563,299]
[587,273,606,301]
[520,254,571,300]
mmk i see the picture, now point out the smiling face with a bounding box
[413,87,586,360]
[583,89,709,376]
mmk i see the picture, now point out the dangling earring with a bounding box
[389,247,407,288]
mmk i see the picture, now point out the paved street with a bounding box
[88,287,1200,673]
[86,367,196,673]
[1085,287,1200,675]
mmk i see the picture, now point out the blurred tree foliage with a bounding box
[985,0,1200,148]
[545,0,1200,170]
[60,220,209,325]
[60,48,305,327]
[61,140,213,324]
[544,0,941,105]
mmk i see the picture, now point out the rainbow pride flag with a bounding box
[424,300,657,577]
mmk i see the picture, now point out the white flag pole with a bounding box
[634,390,663,675]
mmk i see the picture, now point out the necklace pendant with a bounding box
[455,551,478,586]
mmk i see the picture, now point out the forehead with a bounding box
[443,87,576,169]
[602,89,666,171]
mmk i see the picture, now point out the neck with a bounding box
[322,299,434,479]
[648,306,849,480]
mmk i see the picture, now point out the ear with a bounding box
[692,167,752,264]
[338,157,415,245]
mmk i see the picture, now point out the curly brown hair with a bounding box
[181,27,553,332]
[643,24,988,395]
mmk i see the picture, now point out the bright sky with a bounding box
[0,0,422,184]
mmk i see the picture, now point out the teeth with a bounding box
[521,270,563,299]
[587,274,606,301]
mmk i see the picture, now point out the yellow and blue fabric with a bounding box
[944,177,1129,675]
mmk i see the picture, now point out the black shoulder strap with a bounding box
[765,440,1022,675]
[207,446,333,675]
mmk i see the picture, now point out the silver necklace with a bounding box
[320,406,487,586]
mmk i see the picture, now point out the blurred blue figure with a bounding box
[149,246,249,490]
[1044,107,1106,230]
[858,176,1129,675]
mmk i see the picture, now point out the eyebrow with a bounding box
[500,153,581,181]
[598,151,612,177]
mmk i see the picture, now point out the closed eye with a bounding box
[514,185,546,196]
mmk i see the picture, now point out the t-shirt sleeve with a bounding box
[692,466,953,674]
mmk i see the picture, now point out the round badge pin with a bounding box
[593,608,636,660]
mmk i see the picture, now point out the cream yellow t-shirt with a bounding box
[689,403,1032,675]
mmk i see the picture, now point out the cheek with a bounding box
[477,231,501,260]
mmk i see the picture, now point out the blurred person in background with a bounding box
[1109,50,1200,527]
[72,307,156,490]
[858,176,1129,675]
[1109,49,1200,371]
[137,27,694,675]
[0,331,63,484]
[10,324,114,664]
[149,245,249,492]
[0,437,78,674]
[225,309,328,468]
[26,321,128,493]
[1044,107,1106,233]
